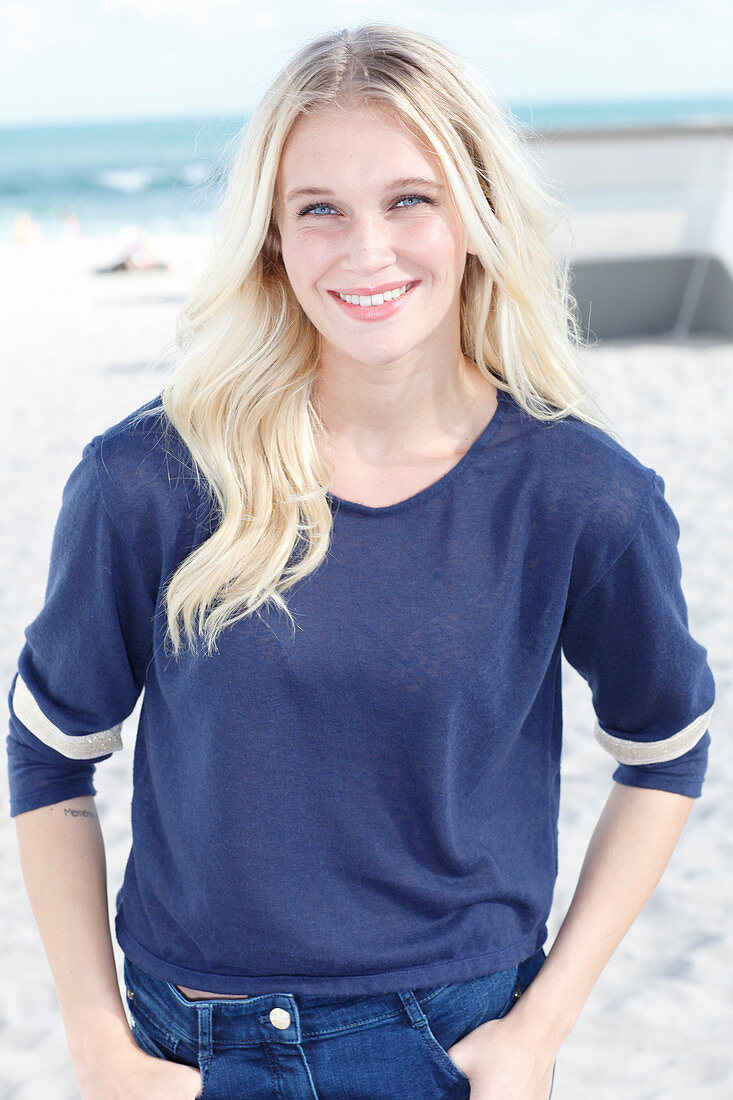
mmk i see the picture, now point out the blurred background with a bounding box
[3,0,733,337]
[1,3,732,1099]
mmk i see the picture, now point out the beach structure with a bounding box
[525,121,733,339]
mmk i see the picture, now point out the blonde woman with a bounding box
[8,23,714,1100]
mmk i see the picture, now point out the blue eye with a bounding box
[298,202,337,217]
[394,194,433,208]
[297,194,435,217]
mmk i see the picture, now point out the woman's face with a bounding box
[275,101,475,373]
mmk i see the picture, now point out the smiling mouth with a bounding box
[334,281,417,307]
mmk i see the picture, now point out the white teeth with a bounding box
[338,283,412,306]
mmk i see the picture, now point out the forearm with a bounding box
[14,794,135,1068]
[511,781,695,1048]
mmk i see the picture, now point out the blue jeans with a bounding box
[123,948,553,1099]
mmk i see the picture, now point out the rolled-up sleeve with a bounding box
[7,440,157,817]
[560,473,715,797]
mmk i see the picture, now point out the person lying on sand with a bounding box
[95,227,169,273]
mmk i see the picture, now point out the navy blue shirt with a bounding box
[6,390,715,994]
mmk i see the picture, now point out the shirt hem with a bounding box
[9,779,97,818]
[115,913,547,996]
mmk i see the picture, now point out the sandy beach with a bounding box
[0,230,731,1099]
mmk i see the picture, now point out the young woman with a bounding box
[7,23,715,1100]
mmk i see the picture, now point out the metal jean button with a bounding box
[269,1007,291,1030]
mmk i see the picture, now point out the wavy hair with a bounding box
[158,22,604,655]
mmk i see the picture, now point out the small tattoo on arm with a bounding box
[63,808,96,818]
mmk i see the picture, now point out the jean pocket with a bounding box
[408,965,519,1085]
[130,1017,171,1060]
[129,1016,208,1099]
[124,961,200,1066]
[410,1000,470,1083]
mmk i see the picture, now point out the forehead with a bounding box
[277,103,442,188]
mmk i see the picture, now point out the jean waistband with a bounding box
[124,950,545,1047]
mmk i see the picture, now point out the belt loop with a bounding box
[397,989,426,1029]
[197,1002,213,1063]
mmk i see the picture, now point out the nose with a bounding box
[342,213,397,274]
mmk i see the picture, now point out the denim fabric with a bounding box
[123,949,553,1099]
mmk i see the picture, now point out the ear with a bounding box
[466,240,478,256]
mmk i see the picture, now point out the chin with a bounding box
[351,349,415,368]
[340,336,420,362]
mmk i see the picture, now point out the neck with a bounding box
[312,348,497,459]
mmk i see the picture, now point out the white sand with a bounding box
[0,233,731,1099]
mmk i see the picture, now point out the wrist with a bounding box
[506,978,579,1052]
[67,1009,137,1068]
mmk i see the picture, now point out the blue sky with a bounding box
[2,0,732,125]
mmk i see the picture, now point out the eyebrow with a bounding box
[284,177,445,202]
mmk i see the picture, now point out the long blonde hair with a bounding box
[157,22,603,655]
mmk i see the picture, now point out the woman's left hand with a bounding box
[445,1012,557,1099]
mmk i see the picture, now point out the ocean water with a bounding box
[0,115,243,241]
[1,96,732,242]
[510,94,733,134]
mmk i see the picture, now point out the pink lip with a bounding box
[327,280,419,321]
[330,279,418,296]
